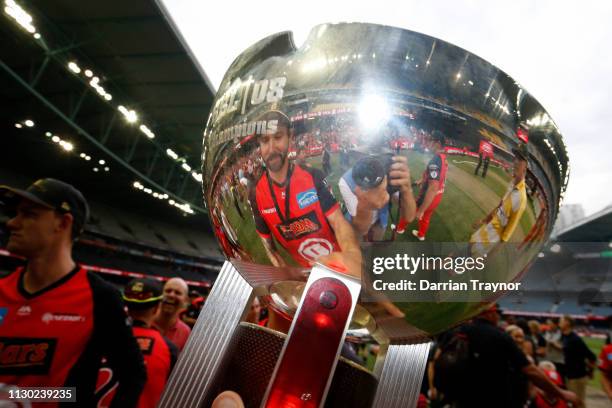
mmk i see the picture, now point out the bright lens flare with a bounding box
[358,94,390,132]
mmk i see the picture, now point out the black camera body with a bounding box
[381,153,400,195]
[352,153,400,195]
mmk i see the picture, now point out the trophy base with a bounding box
[159,260,431,408]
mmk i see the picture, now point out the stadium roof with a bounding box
[0,0,215,220]
[554,205,612,242]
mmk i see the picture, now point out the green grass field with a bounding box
[216,151,544,335]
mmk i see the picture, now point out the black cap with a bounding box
[352,157,385,190]
[512,143,529,162]
[431,130,445,145]
[0,178,90,237]
[123,278,163,305]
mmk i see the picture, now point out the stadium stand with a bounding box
[500,207,612,321]
[0,0,223,291]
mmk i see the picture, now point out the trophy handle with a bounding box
[261,265,361,408]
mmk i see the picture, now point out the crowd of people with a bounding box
[0,178,205,407]
[426,306,610,408]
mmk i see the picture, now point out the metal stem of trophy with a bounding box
[159,261,254,407]
[372,342,431,408]
[159,260,431,408]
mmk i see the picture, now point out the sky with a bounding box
[163,0,612,216]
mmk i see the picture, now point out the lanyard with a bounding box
[266,164,293,223]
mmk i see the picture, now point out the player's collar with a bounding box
[267,162,293,187]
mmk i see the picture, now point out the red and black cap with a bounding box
[0,178,90,237]
[123,278,163,304]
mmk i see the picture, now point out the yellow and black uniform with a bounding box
[470,178,527,256]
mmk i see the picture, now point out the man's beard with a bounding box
[265,152,287,172]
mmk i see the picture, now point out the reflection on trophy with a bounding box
[160,23,568,407]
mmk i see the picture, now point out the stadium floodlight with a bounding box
[67,62,81,74]
[181,163,191,172]
[104,93,112,101]
[14,123,22,128]
[45,131,52,137]
[5,0,37,35]
[84,69,93,78]
[33,32,40,39]
[139,124,155,139]
[104,167,109,172]
[51,135,60,143]
[118,105,138,123]
[550,243,561,253]
[24,119,34,127]
[80,153,86,158]
[60,141,73,151]
[166,149,179,160]
[192,172,202,182]
[609,242,612,249]
[93,167,99,172]
[98,159,105,165]
[358,94,390,132]
[85,155,91,161]
[169,199,175,205]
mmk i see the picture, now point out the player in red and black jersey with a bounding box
[475,139,494,178]
[598,336,612,399]
[412,131,448,241]
[247,110,361,276]
[0,179,146,407]
[96,278,178,408]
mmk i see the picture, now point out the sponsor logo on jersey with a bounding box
[297,188,319,209]
[0,308,7,326]
[41,313,86,324]
[276,211,321,241]
[17,305,31,316]
[261,207,276,214]
[298,238,334,262]
[135,336,155,355]
[0,337,57,375]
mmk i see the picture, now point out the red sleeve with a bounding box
[303,166,338,214]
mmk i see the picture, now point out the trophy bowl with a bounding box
[202,22,567,339]
[161,22,568,408]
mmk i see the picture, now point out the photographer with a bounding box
[338,155,416,240]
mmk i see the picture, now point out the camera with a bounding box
[352,153,400,195]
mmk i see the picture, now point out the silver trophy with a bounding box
[160,23,567,407]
